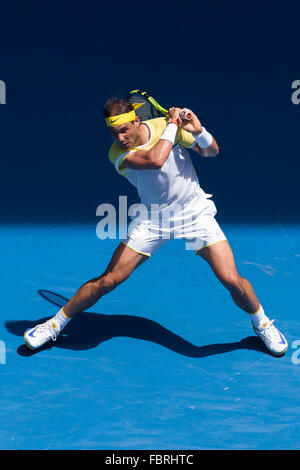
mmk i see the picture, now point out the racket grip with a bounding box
[180,109,192,120]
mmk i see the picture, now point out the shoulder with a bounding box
[108,142,129,176]
[144,117,168,136]
[108,142,126,165]
[146,117,195,148]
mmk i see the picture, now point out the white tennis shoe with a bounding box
[24,320,60,350]
[253,319,288,356]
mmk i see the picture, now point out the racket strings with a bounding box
[128,91,165,121]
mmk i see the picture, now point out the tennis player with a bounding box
[24,98,288,356]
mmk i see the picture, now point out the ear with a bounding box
[131,116,141,131]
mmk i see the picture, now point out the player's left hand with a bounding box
[179,109,203,134]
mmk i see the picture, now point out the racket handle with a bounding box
[180,109,192,120]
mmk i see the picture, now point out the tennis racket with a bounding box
[128,89,192,121]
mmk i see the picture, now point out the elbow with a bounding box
[147,146,170,168]
[142,158,164,169]
[202,147,219,158]
[147,155,165,168]
[152,158,165,168]
[209,143,219,157]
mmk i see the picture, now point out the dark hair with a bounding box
[103,97,133,118]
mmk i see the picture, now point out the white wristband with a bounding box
[193,127,213,148]
[160,122,178,145]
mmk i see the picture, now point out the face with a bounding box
[109,118,140,149]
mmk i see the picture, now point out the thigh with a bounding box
[104,241,149,280]
[197,240,239,286]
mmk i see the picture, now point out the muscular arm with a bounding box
[119,139,173,170]
[119,107,219,170]
[191,138,219,157]
[179,109,219,157]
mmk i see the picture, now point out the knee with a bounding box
[222,273,245,293]
[92,271,126,295]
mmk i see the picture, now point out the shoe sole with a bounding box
[269,346,288,357]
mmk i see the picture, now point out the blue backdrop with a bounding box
[0,0,299,224]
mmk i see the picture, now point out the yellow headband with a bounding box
[105,102,145,127]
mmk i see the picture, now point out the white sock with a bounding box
[50,308,71,332]
[250,305,269,328]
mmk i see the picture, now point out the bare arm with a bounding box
[191,138,219,157]
[179,110,219,157]
[120,139,173,170]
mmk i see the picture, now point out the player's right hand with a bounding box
[168,107,182,124]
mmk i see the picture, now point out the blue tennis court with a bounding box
[1,221,300,450]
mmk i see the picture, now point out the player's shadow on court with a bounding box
[7,289,269,357]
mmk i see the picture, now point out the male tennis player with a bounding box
[24,98,288,356]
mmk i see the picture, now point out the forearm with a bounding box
[144,118,179,167]
[192,128,219,157]
[178,108,219,157]
[147,139,174,167]
[193,137,219,157]
[121,139,173,170]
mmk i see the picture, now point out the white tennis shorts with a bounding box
[122,197,227,257]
